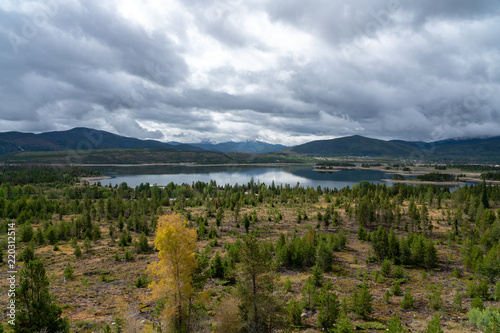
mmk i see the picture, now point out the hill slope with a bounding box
[288,135,415,157]
[287,135,500,162]
[0,127,203,155]
[183,140,289,154]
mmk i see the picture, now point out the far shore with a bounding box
[382,179,465,186]
[460,177,500,185]
[79,176,111,185]
[78,162,314,167]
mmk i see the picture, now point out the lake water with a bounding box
[92,165,393,189]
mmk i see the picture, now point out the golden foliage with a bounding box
[213,295,242,333]
[147,213,198,329]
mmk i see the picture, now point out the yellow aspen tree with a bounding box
[148,213,198,332]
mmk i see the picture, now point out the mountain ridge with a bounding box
[0,127,203,155]
[1,128,499,162]
[285,134,500,162]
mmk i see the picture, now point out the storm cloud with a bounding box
[1,0,499,145]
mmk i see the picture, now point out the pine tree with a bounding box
[238,235,283,333]
[63,263,74,280]
[401,289,415,309]
[209,252,225,279]
[424,314,444,333]
[83,237,92,253]
[387,314,405,333]
[286,296,302,328]
[334,311,354,333]
[352,284,373,319]
[317,280,340,329]
[482,180,490,208]
[138,233,150,253]
[74,245,82,258]
[15,260,69,333]
[302,277,318,310]
[452,290,462,312]
[19,246,36,263]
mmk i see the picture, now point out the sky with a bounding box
[1,0,499,146]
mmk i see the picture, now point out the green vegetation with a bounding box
[0,148,307,165]
[416,172,458,182]
[15,260,69,333]
[0,164,499,332]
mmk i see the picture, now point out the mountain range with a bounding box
[169,140,288,154]
[287,135,500,162]
[0,127,203,155]
[0,127,499,163]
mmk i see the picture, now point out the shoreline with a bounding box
[382,179,465,186]
[79,176,112,185]
[79,162,314,167]
[460,177,500,185]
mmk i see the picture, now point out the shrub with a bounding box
[124,250,134,262]
[468,307,500,331]
[393,266,405,279]
[135,276,150,288]
[427,289,443,311]
[495,281,500,302]
[471,296,484,310]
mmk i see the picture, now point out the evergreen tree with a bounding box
[63,263,74,280]
[352,283,373,319]
[138,233,150,253]
[401,289,415,309]
[286,296,302,328]
[482,180,490,209]
[209,252,225,279]
[424,314,444,333]
[74,245,82,258]
[15,260,69,333]
[19,246,36,263]
[387,314,405,333]
[317,280,340,329]
[301,277,318,310]
[315,240,333,272]
[238,235,282,333]
[333,311,354,333]
[424,239,438,268]
[372,226,389,260]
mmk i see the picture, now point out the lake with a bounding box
[91,165,393,189]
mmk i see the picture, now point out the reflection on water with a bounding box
[91,165,393,189]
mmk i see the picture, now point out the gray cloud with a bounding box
[0,0,499,144]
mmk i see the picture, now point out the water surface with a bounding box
[92,165,392,189]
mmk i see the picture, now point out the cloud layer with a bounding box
[1,0,499,145]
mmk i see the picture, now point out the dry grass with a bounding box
[0,196,492,332]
